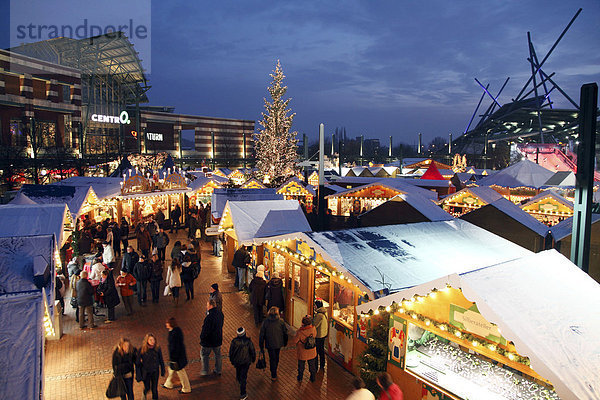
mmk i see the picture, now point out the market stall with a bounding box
[438,186,503,217]
[240,178,266,189]
[258,220,530,373]
[188,176,223,206]
[357,250,600,400]
[520,190,573,226]
[325,180,437,216]
[0,203,74,247]
[276,177,316,209]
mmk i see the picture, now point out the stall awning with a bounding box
[118,188,191,200]
[0,204,72,247]
[477,159,554,189]
[219,200,311,245]
[356,250,600,400]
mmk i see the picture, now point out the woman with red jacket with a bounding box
[377,372,403,400]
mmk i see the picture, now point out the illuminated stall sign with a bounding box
[449,304,506,345]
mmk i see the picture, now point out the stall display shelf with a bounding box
[406,337,560,400]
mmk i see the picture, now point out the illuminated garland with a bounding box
[360,290,531,367]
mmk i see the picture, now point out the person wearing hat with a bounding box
[248,265,267,326]
[229,327,256,400]
[209,283,223,312]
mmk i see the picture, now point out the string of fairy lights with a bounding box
[359,286,531,367]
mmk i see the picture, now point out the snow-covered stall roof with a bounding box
[361,194,453,222]
[439,185,503,205]
[543,171,576,187]
[9,191,37,205]
[51,176,122,200]
[188,176,222,192]
[301,220,531,294]
[277,177,316,196]
[356,250,600,400]
[219,200,311,245]
[487,198,551,237]
[550,213,600,242]
[211,188,283,220]
[477,159,554,189]
[18,184,97,219]
[0,204,71,247]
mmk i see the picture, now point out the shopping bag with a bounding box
[163,286,171,296]
[106,375,126,398]
[256,350,266,370]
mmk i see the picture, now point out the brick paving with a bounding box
[44,230,355,399]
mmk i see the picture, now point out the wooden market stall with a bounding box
[357,250,600,400]
[325,180,438,216]
[520,189,573,226]
[276,177,316,210]
[438,186,503,217]
[240,178,266,189]
[259,220,531,373]
[188,176,223,206]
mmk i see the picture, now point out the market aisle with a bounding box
[44,231,355,399]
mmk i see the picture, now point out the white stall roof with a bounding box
[18,184,96,219]
[477,159,554,189]
[0,204,70,246]
[304,219,531,294]
[439,185,503,205]
[51,176,123,200]
[356,250,600,400]
[362,194,453,222]
[522,189,574,210]
[220,200,311,245]
[325,179,438,201]
[211,188,283,220]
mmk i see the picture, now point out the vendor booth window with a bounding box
[332,282,354,326]
[314,269,330,310]
[293,263,309,301]
[274,252,286,283]
[405,323,560,399]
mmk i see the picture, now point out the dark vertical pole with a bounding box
[571,83,597,272]
[359,135,364,166]
[389,136,392,161]
[484,133,488,169]
[418,133,422,155]
[338,133,342,176]
[211,131,215,170]
[243,132,247,168]
[303,133,308,160]
[136,92,141,154]
[318,124,326,229]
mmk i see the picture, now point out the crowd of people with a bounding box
[58,206,405,400]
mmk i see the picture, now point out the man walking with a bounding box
[133,254,152,306]
[137,224,153,259]
[229,327,256,400]
[313,300,329,371]
[248,267,267,326]
[149,253,164,303]
[259,306,288,381]
[170,204,181,233]
[163,317,191,394]
[232,245,251,291]
[76,270,96,329]
[155,228,170,262]
[209,283,223,312]
[121,245,139,274]
[200,299,224,376]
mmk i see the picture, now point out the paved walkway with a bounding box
[44,231,355,399]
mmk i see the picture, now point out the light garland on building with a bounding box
[43,302,55,337]
[359,288,531,367]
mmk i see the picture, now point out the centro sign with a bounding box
[146,132,163,141]
[91,111,131,124]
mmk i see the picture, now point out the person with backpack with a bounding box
[133,254,152,306]
[313,300,329,371]
[229,327,256,400]
[293,315,318,382]
[259,306,288,381]
[149,253,163,303]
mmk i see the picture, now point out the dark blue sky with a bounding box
[3,1,600,145]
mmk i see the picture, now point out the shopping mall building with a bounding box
[0,33,255,182]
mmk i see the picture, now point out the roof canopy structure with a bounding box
[420,162,445,180]
[297,220,531,294]
[477,159,554,189]
[439,186,503,208]
[277,177,316,197]
[326,179,438,201]
[0,204,72,247]
[17,184,99,219]
[51,176,123,200]
[521,189,574,214]
[211,188,283,221]
[358,250,600,400]
[360,194,454,225]
[218,200,312,245]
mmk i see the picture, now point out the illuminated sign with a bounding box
[90,110,130,124]
[146,132,163,141]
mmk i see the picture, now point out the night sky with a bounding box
[3,1,600,145]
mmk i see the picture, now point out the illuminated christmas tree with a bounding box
[254,60,298,185]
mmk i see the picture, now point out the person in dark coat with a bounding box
[112,221,122,258]
[259,306,288,381]
[120,218,130,253]
[187,214,197,239]
[229,327,256,400]
[136,224,153,259]
[76,270,96,329]
[78,229,93,254]
[265,272,285,312]
[170,204,181,233]
[163,317,191,393]
[249,267,267,326]
[200,299,224,376]
[137,333,165,400]
[112,338,137,400]
[180,253,195,301]
[170,241,183,262]
[133,254,152,306]
[121,246,139,274]
[155,228,169,261]
[149,254,163,303]
[155,208,165,229]
[232,245,251,291]
[97,269,120,323]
